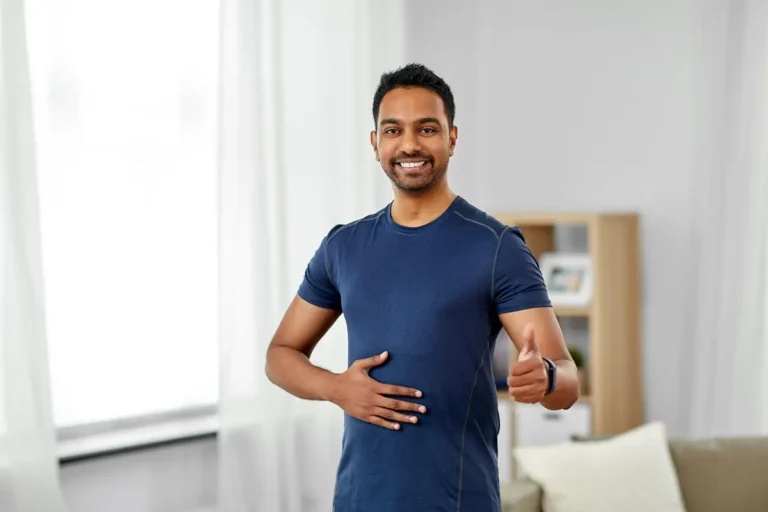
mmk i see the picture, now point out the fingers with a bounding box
[368,416,401,431]
[508,359,547,403]
[377,383,423,398]
[367,405,423,431]
[508,363,547,387]
[508,383,545,402]
[347,352,428,431]
[356,351,388,370]
[510,356,543,376]
[378,396,427,414]
[371,407,419,426]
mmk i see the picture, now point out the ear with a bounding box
[449,125,458,157]
[370,130,380,161]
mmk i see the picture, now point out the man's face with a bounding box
[371,87,457,193]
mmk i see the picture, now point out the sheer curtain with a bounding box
[683,0,768,437]
[26,0,220,430]
[216,0,404,510]
[0,0,68,509]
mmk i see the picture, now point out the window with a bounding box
[27,0,220,429]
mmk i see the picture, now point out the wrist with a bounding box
[318,371,342,403]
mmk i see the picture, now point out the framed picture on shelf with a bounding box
[539,252,593,307]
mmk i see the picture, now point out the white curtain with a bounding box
[683,0,768,437]
[216,1,404,510]
[0,0,69,509]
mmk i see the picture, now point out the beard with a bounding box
[383,151,446,192]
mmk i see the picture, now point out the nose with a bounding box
[400,129,422,154]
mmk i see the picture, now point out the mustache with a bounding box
[390,152,433,166]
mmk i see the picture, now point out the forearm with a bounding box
[265,345,339,402]
[541,359,579,410]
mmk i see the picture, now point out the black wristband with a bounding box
[542,357,557,395]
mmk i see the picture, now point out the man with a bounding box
[265,63,579,512]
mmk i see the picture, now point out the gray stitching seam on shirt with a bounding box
[455,220,508,509]
[491,226,510,301]
[326,211,384,245]
[324,211,385,287]
[456,324,494,512]
[453,211,500,239]
[451,211,506,301]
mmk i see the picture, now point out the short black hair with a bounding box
[372,63,456,128]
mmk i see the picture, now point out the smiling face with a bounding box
[371,86,458,193]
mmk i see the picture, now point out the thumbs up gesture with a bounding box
[507,323,549,403]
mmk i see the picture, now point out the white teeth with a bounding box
[399,161,426,168]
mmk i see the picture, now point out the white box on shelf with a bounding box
[514,402,591,447]
[512,402,592,478]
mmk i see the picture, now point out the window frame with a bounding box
[56,404,218,462]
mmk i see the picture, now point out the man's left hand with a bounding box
[507,323,548,403]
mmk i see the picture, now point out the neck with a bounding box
[390,180,457,228]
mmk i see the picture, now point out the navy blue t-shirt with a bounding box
[297,196,552,512]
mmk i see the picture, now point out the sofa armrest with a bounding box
[500,479,542,512]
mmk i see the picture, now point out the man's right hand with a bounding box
[329,351,426,431]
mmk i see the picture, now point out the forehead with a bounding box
[378,87,447,124]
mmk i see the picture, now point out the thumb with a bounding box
[357,351,388,371]
[518,325,538,360]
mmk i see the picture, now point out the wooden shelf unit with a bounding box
[493,211,643,436]
[552,306,591,318]
[497,390,593,406]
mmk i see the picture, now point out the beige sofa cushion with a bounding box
[668,437,768,512]
[513,422,686,512]
[500,479,541,512]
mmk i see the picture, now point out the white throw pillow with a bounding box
[513,421,687,512]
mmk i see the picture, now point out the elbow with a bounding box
[264,345,277,384]
[561,393,579,410]
[543,398,576,411]
[264,342,303,385]
[542,395,578,411]
[565,383,580,409]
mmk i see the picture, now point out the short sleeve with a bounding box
[297,225,343,310]
[493,227,552,314]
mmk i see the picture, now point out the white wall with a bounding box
[405,0,707,435]
[60,439,217,512]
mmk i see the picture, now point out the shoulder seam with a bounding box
[491,226,511,302]
[323,211,386,286]
[452,211,501,240]
[326,211,385,245]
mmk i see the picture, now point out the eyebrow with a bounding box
[379,117,442,126]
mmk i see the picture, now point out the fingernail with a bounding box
[394,423,400,430]
[418,406,426,413]
[381,351,388,357]
[415,390,423,397]
[410,417,417,424]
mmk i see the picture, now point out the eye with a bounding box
[421,127,437,134]
[384,128,399,135]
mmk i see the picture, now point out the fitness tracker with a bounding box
[542,356,557,396]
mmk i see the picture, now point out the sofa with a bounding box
[500,435,768,512]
